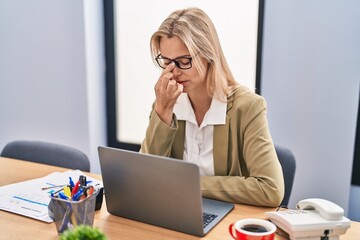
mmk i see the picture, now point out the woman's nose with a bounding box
[172,64,182,77]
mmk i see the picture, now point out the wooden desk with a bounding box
[0,157,359,240]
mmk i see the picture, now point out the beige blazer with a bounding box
[140,86,285,207]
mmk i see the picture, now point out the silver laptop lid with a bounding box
[98,146,205,236]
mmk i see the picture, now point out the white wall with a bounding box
[261,0,360,218]
[0,0,106,173]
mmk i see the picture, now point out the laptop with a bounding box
[98,146,234,237]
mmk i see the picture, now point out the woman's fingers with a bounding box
[167,79,177,90]
[176,83,184,93]
[159,63,175,86]
[153,63,183,125]
[156,62,183,99]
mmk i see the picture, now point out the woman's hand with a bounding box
[154,63,183,126]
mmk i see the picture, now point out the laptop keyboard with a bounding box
[203,212,218,228]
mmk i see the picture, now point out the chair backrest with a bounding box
[275,145,296,207]
[1,140,90,172]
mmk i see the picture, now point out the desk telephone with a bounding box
[265,198,351,240]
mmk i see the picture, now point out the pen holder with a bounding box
[48,189,99,235]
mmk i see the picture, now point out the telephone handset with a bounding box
[296,198,344,221]
[265,198,351,240]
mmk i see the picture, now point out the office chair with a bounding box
[275,145,296,207]
[1,140,90,172]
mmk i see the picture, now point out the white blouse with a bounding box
[173,93,227,176]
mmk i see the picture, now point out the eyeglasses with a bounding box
[155,54,193,70]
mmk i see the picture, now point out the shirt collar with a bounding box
[174,93,227,126]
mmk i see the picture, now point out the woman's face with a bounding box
[159,36,207,94]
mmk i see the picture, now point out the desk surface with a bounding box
[0,157,359,240]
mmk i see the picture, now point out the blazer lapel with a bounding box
[172,120,185,159]
[213,115,230,175]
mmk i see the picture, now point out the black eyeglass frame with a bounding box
[155,54,193,70]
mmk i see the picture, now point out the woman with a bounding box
[140,7,284,207]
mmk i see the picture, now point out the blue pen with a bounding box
[69,177,75,188]
[72,188,83,201]
[58,192,69,200]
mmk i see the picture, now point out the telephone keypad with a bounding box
[278,209,308,215]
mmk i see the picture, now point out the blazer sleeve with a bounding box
[201,95,285,207]
[140,109,178,157]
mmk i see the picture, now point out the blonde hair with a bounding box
[150,7,239,100]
